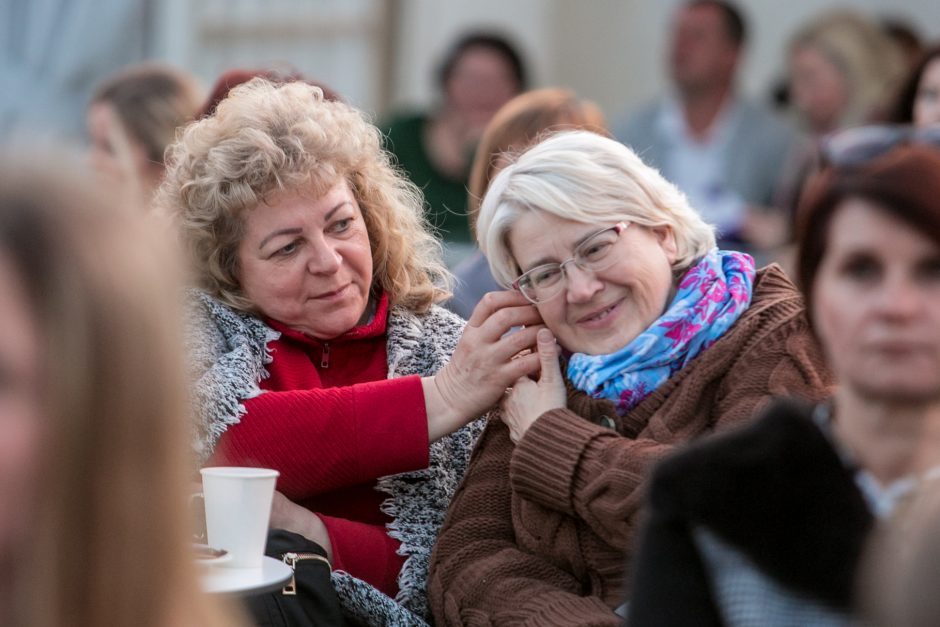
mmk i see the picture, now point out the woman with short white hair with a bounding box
[428,130,833,625]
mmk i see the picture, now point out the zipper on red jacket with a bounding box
[320,342,330,368]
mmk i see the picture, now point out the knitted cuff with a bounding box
[510,409,606,514]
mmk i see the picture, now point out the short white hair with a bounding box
[477,130,716,287]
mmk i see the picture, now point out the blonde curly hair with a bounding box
[156,78,450,314]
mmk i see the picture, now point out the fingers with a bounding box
[504,350,541,382]
[467,290,537,330]
[536,328,562,384]
[495,324,545,363]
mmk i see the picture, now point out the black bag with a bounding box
[242,529,349,627]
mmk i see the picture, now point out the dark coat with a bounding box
[629,398,875,626]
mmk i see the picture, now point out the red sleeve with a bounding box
[210,375,429,499]
[320,514,405,597]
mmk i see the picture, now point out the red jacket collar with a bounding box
[266,292,389,346]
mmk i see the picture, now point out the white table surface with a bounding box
[201,556,293,596]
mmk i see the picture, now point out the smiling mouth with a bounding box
[313,284,348,300]
[577,300,622,325]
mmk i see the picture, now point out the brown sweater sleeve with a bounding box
[510,311,833,550]
[428,418,621,627]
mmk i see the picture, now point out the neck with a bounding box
[679,81,733,140]
[831,388,940,485]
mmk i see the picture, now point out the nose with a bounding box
[564,263,604,304]
[306,241,342,275]
[875,274,922,321]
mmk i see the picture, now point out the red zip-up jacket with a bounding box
[211,294,429,595]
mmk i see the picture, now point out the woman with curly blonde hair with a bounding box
[157,78,544,625]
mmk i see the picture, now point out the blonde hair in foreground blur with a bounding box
[0,152,242,627]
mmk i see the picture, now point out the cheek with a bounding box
[350,238,373,283]
[536,302,566,335]
[811,290,855,362]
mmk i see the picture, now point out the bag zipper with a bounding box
[281,551,332,596]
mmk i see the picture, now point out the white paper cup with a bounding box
[200,467,279,569]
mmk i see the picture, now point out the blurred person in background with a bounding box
[0,153,243,627]
[775,10,908,220]
[429,131,831,625]
[447,87,608,319]
[787,11,906,138]
[159,78,545,626]
[87,62,204,208]
[887,44,940,128]
[630,130,940,626]
[196,67,343,119]
[615,0,797,260]
[382,32,527,266]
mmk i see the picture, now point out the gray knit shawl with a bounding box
[186,291,485,626]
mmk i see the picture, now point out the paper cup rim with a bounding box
[200,466,279,479]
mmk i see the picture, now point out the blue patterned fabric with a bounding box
[567,249,755,414]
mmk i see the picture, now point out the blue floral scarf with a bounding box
[567,249,756,415]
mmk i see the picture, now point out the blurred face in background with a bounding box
[812,198,940,403]
[790,45,849,135]
[0,252,42,556]
[86,101,162,198]
[914,58,940,128]
[669,4,739,95]
[445,46,520,132]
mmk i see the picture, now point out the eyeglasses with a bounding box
[512,222,629,304]
[820,124,940,168]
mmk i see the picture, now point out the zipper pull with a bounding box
[320,343,330,369]
[281,551,331,596]
[282,552,299,595]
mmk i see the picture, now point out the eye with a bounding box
[917,87,940,103]
[329,218,353,234]
[840,255,880,282]
[530,265,563,287]
[272,239,302,258]
[916,257,940,282]
[580,240,614,262]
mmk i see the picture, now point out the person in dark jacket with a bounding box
[629,128,940,626]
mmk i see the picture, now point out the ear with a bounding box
[651,225,679,265]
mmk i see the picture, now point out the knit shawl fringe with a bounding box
[185,291,485,626]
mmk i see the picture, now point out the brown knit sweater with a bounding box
[428,265,834,626]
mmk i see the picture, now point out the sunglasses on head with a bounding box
[820,124,940,168]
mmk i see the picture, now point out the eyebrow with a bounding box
[257,201,351,250]
[524,227,605,269]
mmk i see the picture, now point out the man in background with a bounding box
[616,0,796,257]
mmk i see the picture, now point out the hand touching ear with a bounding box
[500,329,567,444]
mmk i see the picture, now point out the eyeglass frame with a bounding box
[511,221,629,305]
[819,124,940,169]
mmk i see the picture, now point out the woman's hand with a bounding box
[500,329,567,444]
[269,490,333,561]
[424,290,545,442]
